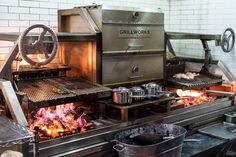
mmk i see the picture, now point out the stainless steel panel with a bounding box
[102,10,164,25]
[102,25,164,53]
[102,53,164,85]
[102,10,164,53]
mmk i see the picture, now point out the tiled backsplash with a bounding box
[169,0,236,76]
[0,0,169,55]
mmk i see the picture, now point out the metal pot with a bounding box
[113,87,132,105]
[113,124,186,157]
[142,82,162,98]
[130,87,145,101]
[225,112,236,123]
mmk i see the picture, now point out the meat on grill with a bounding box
[173,72,199,80]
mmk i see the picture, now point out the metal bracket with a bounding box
[79,8,101,33]
[165,32,176,56]
[200,39,212,74]
[0,40,19,81]
[0,79,28,126]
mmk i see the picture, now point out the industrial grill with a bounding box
[0,4,235,157]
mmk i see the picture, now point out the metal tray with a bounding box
[199,122,236,140]
[0,116,32,147]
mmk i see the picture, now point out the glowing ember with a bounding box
[175,89,216,107]
[37,54,46,62]
[28,103,94,140]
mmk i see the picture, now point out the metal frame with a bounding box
[58,5,102,34]
[0,79,28,126]
[0,41,19,81]
[79,8,101,33]
[165,31,236,82]
[0,32,97,42]
[165,32,221,70]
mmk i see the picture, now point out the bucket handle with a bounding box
[113,144,125,152]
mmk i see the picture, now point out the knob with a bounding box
[132,66,139,73]
[132,12,139,18]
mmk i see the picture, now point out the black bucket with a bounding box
[113,124,186,157]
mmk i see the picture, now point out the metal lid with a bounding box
[130,86,144,92]
[142,82,161,88]
[113,87,129,93]
[147,82,160,87]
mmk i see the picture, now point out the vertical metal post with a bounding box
[33,126,40,157]
[121,108,128,121]
[201,39,212,73]
[0,42,19,80]
[21,142,30,157]
[165,32,176,56]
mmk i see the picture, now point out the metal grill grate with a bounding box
[165,74,223,89]
[17,77,111,108]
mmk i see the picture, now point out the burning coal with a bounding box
[28,103,94,140]
[175,89,216,107]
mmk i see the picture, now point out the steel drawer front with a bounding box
[102,25,164,53]
[102,10,165,53]
[102,53,164,85]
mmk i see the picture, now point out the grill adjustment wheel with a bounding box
[220,27,235,53]
[19,24,58,66]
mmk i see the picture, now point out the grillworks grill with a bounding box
[0,5,235,157]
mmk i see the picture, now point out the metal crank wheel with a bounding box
[19,24,58,66]
[220,27,235,53]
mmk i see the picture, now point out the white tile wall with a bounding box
[169,0,236,76]
[1,0,235,76]
[0,0,169,53]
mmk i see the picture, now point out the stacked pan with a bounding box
[112,82,162,105]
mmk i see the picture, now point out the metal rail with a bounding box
[166,32,221,41]
[0,32,97,42]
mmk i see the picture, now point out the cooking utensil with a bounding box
[129,95,194,100]
[129,133,200,145]
[129,133,164,145]
[113,87,132,105]
[130,86,145,101]
[142,82,162,96]
[225,112,236,123]
[113,124,186,157]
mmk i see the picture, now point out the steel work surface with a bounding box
[182,133,227,157]
[199,122,236,140]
